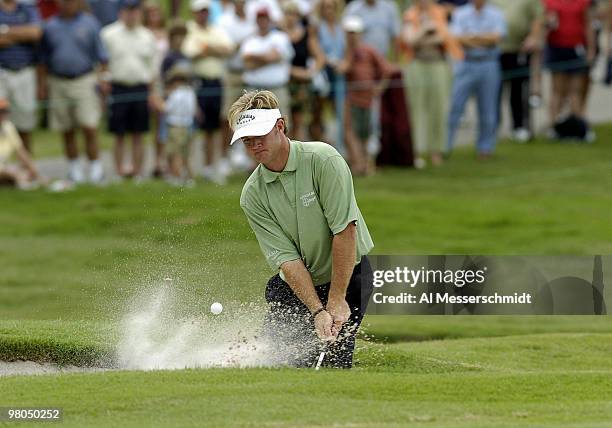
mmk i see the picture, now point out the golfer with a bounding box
[228,90,374,368]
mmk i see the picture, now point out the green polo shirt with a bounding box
[240,140,374,286]
[489,0,543,53]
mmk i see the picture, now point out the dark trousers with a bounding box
[263,256,374,368]
[499,52,530,130]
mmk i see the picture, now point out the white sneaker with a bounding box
[230,145,254,171]
[366,134,381,156]
[513,128,531,143]
[414,157,426,170]
[218,158,232,177]
[201,165,226,185]
[201,165,215,181]
[89,160,105,184]
[68,160,85,184]
[585,130,596,143]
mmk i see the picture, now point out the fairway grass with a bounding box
[1,334,612,428]
[3,126,612,427]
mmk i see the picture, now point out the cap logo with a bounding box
[236,113,256,126]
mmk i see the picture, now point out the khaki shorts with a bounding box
[166,125,191,157]
[0,67,37,131]
[48,73,101,131]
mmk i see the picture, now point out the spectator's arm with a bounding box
[15,145,39,180]
[403,22,444,47]
[308,23,326,72]
[585,6,596,63]
[36,63,48,101]
[2,24,42,45]
[469,32,502,47]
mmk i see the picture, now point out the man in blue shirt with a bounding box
[0,0,42,153]
[447,0,506,158]
[39,0,109,184]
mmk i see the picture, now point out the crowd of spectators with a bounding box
[0,0,611,188]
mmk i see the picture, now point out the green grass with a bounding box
[2,125,612,427]
[1,334,612,427]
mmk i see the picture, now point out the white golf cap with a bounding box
[343,15,364,33]
[191,0,211,11]
[230,108,282,145]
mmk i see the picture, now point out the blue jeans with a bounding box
[447,60,501,154]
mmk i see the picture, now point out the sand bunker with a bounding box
[0,361,107,377]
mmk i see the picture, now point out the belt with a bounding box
[53,69,93,79]
[465,55,498,62]
[0,64,32,72]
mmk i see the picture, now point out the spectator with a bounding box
[0,0,42,153]
[183,0,234,184]
[143,0,168,177]
[102,0,157,179]
[343,0,401,57]
[401,0,462,169]
[310,0,346,151]
[246,0,283,25]
[39,0,109,184]
[161,19,189,82]
[491,0,543,143]
[341,15,392,176]
[87,0,121,27]
[438,0,469,17]
[37,0,59,20]
[543,0,595,141]
[446,0,506,159]
[240,8,294,128]
[218,0,255,170]
[160,63,197,185]
[0,97,42,188]
[281,0,324,141]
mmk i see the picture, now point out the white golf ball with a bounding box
[210,302,223,315]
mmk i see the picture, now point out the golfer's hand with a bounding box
[326,297,350,338]
[314,309,335,342]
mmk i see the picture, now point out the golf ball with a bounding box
[210,302,223,315]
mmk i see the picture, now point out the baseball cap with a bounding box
[343,15,364,33]
[120,0,141,9]
[191,0,211,11]
[256,7,270,17]
[230,109,281,145]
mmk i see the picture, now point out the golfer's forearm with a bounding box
[329,223,357,301]
[280,259,324,313]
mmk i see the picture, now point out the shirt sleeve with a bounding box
[241,192,302,270]
[26,4,42,25]
[316,155,359,235]
[390,2,402,37]
[215,27,236,51]
[181,32,200,59]
[449,10,465,35]
[495,10,507,38]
